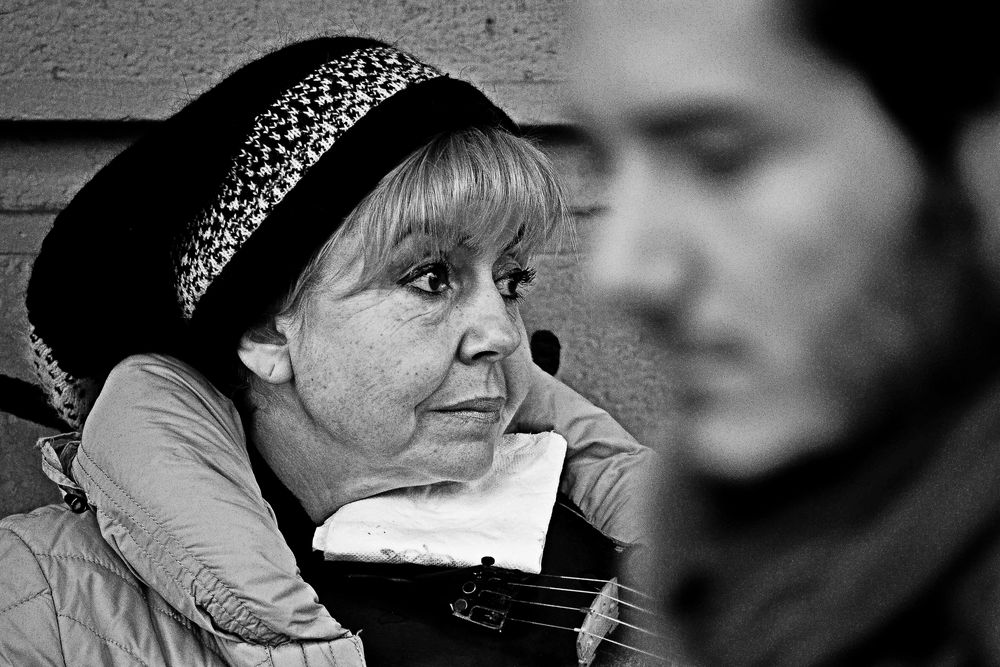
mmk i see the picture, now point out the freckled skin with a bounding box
[255,231,534,518]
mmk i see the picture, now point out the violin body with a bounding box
[308,498,645,666]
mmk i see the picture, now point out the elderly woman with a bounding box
[0,38,653,665]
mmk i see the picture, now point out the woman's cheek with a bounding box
[398,344,454,403]
[500,341,534,427]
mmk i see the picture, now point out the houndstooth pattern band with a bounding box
[28,325,98,430]
[174,46,443,319]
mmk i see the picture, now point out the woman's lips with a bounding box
[434,397,506,422]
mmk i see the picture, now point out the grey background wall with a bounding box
[0,0,674,517]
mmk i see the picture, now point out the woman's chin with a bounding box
[438,437,497,482]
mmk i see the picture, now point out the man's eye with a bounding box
[496,266,537,302]
[687,144,756,179]
[404,263,451,295]
[679,129,763,180]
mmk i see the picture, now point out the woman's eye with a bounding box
[496,266,536,302]
[403,263,451,295]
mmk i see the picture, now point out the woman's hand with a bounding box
[507,361,659,548]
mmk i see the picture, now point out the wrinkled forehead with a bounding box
[569,0,839,128]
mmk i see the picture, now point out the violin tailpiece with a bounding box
[449,557,517,631]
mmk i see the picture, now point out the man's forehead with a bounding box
[574,0,788,51]
[569,0,812,123]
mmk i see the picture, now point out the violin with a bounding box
[307,498,674,666]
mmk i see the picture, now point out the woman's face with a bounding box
[277,229,535,499]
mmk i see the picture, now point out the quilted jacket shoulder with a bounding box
[0,504,366,666]
[0,352,367,666]
[0,504,227,666]
[74,354,351,645]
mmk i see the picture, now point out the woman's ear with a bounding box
[238,332,293,384]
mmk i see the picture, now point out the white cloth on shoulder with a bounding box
[312,432,567,574]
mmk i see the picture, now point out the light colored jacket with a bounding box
[0,354,655,665]
[0,506,365,666]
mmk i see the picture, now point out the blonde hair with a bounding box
[276,125,572,320]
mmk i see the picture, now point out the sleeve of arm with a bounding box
[0,526,65,667]
[512,363,659,547]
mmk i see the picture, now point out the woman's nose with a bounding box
[457,286,522,364]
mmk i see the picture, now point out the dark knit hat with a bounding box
[26,37,515,430]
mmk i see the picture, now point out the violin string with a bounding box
[511,599,664,638]
[509,581,660,616]
[532,573,654,600]
[587,610,663,638]
[511,599,581,613]
[506,617,668,662]
[509,581,597,596]
[507,616,583,634]
[599,594,659,616]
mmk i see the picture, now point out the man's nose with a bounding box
[589,163,699,326]
[457,286,523,364]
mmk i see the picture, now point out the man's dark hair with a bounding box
[799,1,1000,164]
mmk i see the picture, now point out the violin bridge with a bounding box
[576,577,620,667]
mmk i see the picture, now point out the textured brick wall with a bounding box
[0,1,673,517]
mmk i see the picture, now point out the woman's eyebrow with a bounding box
[500,227,526,255]
[387,230,453,261]
[392,225,527,258]
[391,225,416,245]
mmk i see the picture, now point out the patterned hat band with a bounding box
[173,46,444,319]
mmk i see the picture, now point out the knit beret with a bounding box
[26,37,515,430]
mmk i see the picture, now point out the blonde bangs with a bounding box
[346,126,570,284]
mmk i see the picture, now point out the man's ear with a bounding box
[238,332,293,384]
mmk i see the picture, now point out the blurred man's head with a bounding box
[571,0,1000,478]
